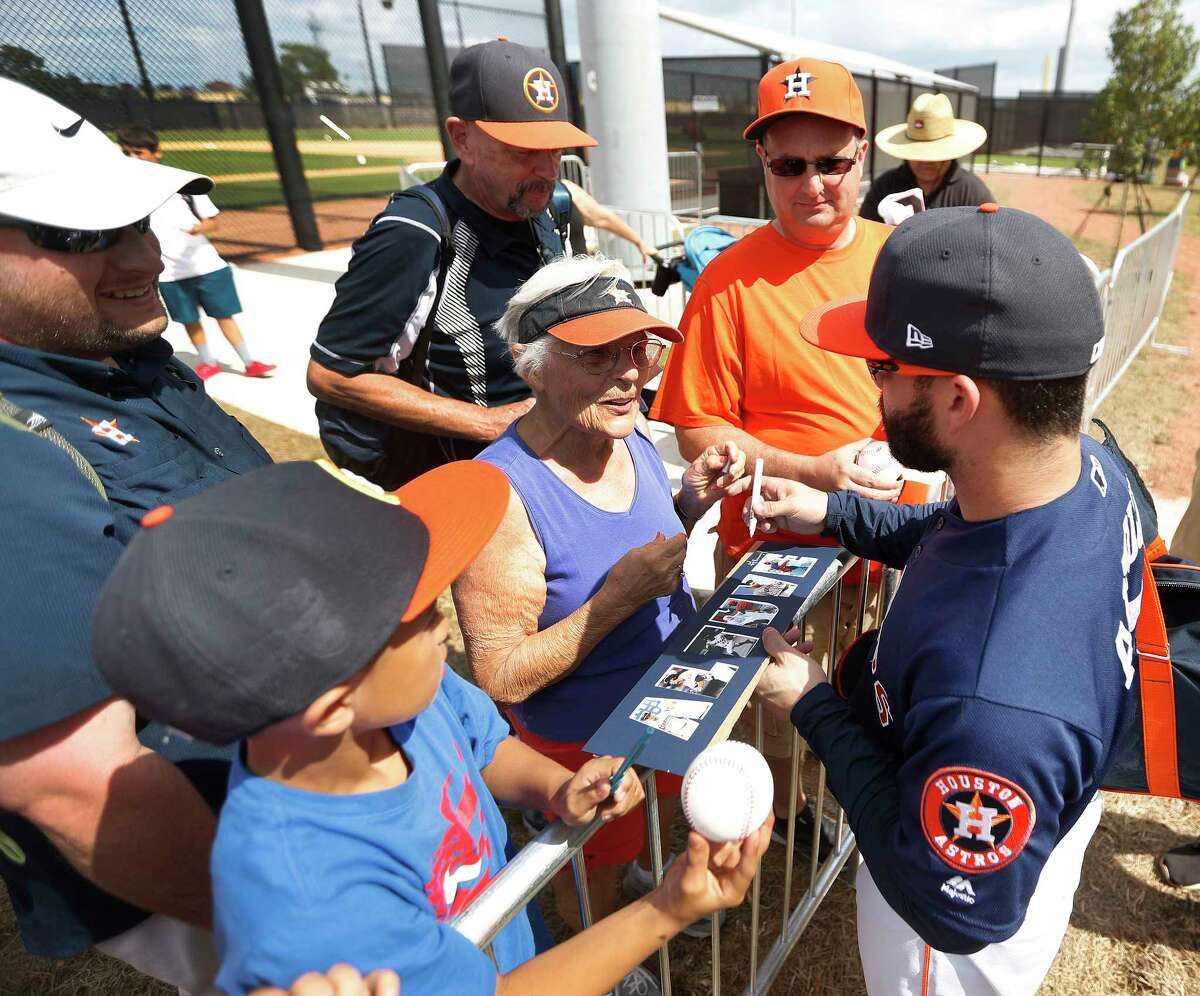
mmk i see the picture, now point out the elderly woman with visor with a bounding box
[453,256,746,941]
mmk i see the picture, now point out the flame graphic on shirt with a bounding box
[424,768,494,919]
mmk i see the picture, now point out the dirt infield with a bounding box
[211,163,401,184]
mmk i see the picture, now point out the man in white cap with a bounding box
[0,77,273,993]
[860,93,993,223]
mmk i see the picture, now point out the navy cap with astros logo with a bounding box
[450,39,596,150]
[800,203,1105,380]
[91,460,509,746]
[517,275,684,346]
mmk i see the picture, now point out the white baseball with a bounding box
[854,440,903,482]
[681,740,773,842]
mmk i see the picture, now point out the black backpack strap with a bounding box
[394,184,456,387]
[1091,417,1159,542]
[550,179,573,253]
[0,392,106,500]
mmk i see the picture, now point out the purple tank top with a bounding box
[477,423,695,742]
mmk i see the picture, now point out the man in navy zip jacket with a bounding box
[740,204,1143,995]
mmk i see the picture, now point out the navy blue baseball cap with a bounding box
[91,460,509,745]
[450,39,595,150]
[517,274,684,346]
[801,203,1105,380]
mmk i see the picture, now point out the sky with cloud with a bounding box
[3,0,1197,98]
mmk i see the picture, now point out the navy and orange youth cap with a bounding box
[450,39,596,150]
[517,274,684,347]
[91,460,509,745]
[800,203,1105,380]
[743,58,866,142]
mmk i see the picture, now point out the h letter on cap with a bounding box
[782,70,815,101]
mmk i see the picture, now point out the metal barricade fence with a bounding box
[452,553,899,994]
[1085,191,1191,418]
[668,150,704,219]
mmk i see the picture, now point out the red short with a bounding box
[509,711,682,867]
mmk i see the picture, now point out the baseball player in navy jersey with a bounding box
[736,204,1144,994]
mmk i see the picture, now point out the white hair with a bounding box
[498,254,634,383]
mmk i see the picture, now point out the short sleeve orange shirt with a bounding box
[650,218,892,557]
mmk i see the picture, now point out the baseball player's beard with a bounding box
[880,382,954,474]
[506,179,555,219]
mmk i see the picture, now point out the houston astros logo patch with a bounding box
[782,69,815,101]
[921,767,1035,874]
[523,68,559,112]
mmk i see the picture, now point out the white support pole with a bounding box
[576,0,672,215]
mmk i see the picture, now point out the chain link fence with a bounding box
[1,0,547,257]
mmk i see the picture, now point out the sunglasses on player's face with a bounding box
[764,154,858,178]
[0,215,151,254]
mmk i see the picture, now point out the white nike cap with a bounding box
[0,77,213,231]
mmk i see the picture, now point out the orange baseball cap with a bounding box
[743,58,867,142]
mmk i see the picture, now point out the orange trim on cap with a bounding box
[1135,557,1181,797]
[390,461,511,622]
[799,297,953,376]
[549,308,684,347]
[475,118,597,150]
[979,202,999,213]
[141,505,174,528]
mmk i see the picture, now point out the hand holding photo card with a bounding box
[733,574,799,599]
[709,597,778,630]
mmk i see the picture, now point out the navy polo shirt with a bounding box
[0,337,270,956]
[0,336,271,543]
[310,161,563,466]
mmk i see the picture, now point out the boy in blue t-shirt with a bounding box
[92,459,770,996]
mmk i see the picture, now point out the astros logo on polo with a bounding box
[523,68,559,112]
[920,767,1035,874]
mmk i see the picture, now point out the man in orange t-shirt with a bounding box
[651,58,901,843]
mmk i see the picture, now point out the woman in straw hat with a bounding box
[860,92,994,223]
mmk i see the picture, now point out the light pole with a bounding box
[357,0,383,104]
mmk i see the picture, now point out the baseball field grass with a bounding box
[2,182,1197,994]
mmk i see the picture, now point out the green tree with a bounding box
[1085,0,1198,178]
[277,43,342,100]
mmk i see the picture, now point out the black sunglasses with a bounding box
[866,358,898,384]
[1,215,151,254]
[765,155,858,178]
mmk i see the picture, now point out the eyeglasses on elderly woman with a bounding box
[549,337,667,376]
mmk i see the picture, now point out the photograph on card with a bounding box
[754,552,818,578]
[683,625,760,659]
[654,661,740,699]
[733,574,799,599]
[709,597,778,630]
[629,696,712,741]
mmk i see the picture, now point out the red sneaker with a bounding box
[243,361,276,378]
[194,362,221,381]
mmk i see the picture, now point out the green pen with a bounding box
[608,726,655,796]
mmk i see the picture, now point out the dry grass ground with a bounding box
[5,184,1200,994]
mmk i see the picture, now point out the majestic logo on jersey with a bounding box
[920,767,1035,874]
[940,875,976,905]
[80,416,139,446]
[424,758,494,919]
[906,323,934,349]
[523,68,560,112]
[782,69,815,100]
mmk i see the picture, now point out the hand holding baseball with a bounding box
[651,816,772,927]
[752,628,827,717]
[728,474,828,535]
[678,440,748,520]
[553,755,645,827]
[807,438,904,500]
